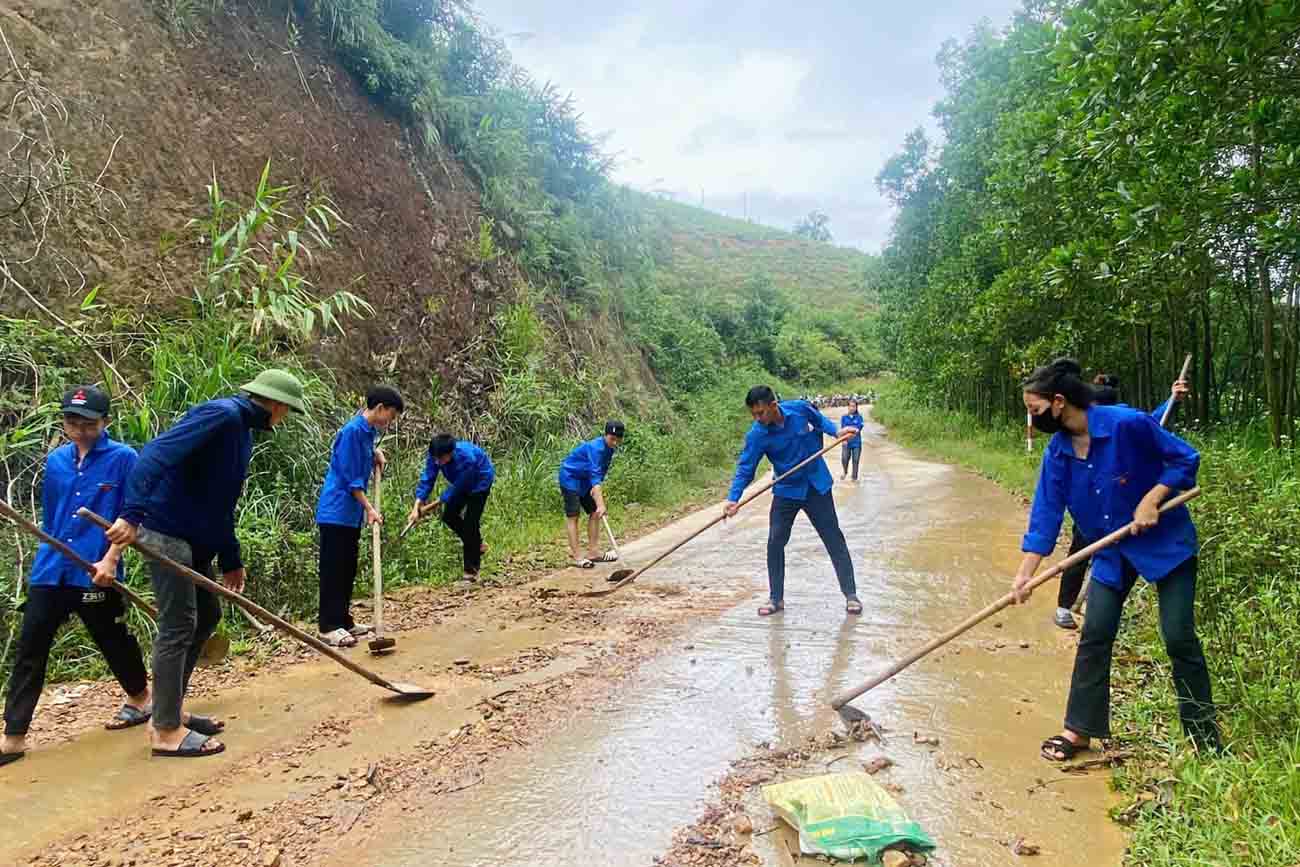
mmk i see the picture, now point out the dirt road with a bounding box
[2,415,1126,866]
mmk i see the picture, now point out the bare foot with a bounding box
[126,686,151,712]
[1,734,27,755]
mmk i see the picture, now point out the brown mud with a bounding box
[1,415,1126,867]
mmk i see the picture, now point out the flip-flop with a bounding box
[573,559,595,569]
[845,597,863,615]
[185,714,225,736]
[758,600,784,617]
[319,628,358,648]
[0,751,24,767]
[592,552,619,563]
[1041,735,1088,762]
[105,703,152,730]
[152,730,225,758]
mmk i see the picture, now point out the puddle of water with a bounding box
[369,425,1127,867]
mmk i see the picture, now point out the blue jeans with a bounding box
[841,443,861,480]
[1065,556,1219,748]
[767,489,856,604]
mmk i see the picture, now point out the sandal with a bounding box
[348,623,374,637]
[1054,609,1078,630]
[105,703,152,730]
[0,751,24,767]
[185,714,225,736]
[1041,734,1089,762]
[758,600,784,617]
[573,558,595,569]
[319,628,358,648]
[152,730,226,758]
[845,597,863,615]
[592,552,619,563]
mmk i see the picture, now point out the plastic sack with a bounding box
[762,771,935,862]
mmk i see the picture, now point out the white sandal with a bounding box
[319,628,357,647]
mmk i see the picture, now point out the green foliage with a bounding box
[874,380,1300,865]
[190,160,373,343]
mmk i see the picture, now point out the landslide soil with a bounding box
[2,417,1129,867]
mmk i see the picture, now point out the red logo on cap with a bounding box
[71,389,87,405]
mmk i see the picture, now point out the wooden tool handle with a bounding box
[601,515,620,557]
[831,487,1202,708]
[76,508,401,692]
[0,498,156,617]
[1159,353,1194,428]
[372,464,384,637]
[597,430,856,596]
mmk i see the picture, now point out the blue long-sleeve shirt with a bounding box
[30,431,137,589]
[840,412,865,446]
[315,413,378,528]
[1022,404,1198,588]
[122,395,269,573]
[557,437,616,496]
[416,441,495,503]
[728,400,838,502]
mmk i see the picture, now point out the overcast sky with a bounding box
[471,0,1025,251]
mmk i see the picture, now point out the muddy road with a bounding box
[3,415,1125,866]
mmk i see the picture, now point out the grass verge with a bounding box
[872,379,1300,867]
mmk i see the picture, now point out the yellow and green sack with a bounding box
[762,772,935,862]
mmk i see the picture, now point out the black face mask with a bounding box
[1030,405,1063,435]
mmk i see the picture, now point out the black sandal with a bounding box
[185,714,225,736]
[1041,734,1088,762]
[0,751,24,767]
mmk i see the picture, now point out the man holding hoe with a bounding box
[724,386,862,617]
[106,369,306,758]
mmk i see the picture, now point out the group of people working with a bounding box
[1,358,1214,768]
[1,371,627,760]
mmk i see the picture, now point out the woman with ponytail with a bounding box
[1013,359,1219,759]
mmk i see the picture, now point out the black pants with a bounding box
[1058,524,1090,609]
[443,488,491,574]
[318,523,362,633]
[840,443,861,480]
[767,489,856,604]
[4,584,149,736]
[1065,556,1219,748]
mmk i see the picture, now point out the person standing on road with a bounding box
[1052,373,1192,630]
[1012,358,1219,761]
[409,435,496,582]
[106,369,306,759]
[315,386,402,648]
[1,387,152,769]
[558,421,624,569]
[839,399,865,482]
[724,386,861,617]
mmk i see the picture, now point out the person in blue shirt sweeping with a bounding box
[1012,358,1219,760]
[314,386,403,647]
[107,369,306,758]
[408,435,496,582]
[839,399,865,482]
[558,421,625,569]
[1,387,151,768]
[723,386,862,617]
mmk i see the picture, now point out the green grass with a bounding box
[642,195,878,312]
[872,379,1300,866]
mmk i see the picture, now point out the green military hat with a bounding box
[240,368,306,412]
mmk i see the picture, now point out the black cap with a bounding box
[61,385,111,420]
[605,419,626,438]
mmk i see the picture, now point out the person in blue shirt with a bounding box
[408,435,496,581]
[315,386,403,647]
[1053,373,1192,629]
[1012,358,1219,760]
[723,386,862,617]
[106,369,306,759]
[839,400,865,482]
[2,387,151,769]
[558,421,624,569]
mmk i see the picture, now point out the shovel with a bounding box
[599,515,627,581]
[76,508,434,701]
[368,465,396,655]
[586,431,858,598]
[831,487,1201,724]
[0,498,231,664]
[1159,354,1194,428]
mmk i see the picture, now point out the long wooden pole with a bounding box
[831,487,1201,708]
[1159,353,1194,427]
[584,430,856,598]
[75,508,432,698]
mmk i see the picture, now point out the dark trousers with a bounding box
[1065,556,1219,747]
[841,443,861,480]
[318,523,362,633]
[4,584,149,736]
[1058,524,1090,609]
[767,489,857,604]
[442,488,490,574]
[141,528,222,731]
